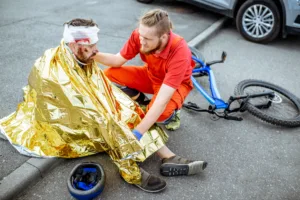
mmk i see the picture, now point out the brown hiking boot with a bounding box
[135,168,167,193]
[160,155,207,176]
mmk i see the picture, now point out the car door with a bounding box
[195,0,233,9]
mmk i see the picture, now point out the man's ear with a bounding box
[161,33,169,41]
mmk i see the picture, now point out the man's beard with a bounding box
[75,48,94,64]
[140,39,162,55]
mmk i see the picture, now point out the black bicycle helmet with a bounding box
[67,162,105,200]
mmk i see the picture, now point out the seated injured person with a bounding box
[0,18,207,193]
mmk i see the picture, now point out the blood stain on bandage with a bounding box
[75,38,91,44]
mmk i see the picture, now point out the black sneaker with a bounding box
[160,156,207,176]
[135,92,151,106]
[135,168,167,193]
[120,87,150,105]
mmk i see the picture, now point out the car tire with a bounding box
[136,0,154,3]
[236,0,281,43]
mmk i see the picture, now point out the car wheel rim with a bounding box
[242,4,274,38]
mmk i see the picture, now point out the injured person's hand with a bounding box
[132,129,143,141]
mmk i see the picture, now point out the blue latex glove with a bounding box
[132,129,143,141]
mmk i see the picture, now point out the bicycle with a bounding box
[183,47,300,127]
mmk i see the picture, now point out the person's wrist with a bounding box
[132,129,143,141]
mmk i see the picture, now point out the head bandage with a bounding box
[63,24,100,45]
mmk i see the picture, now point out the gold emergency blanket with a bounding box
[0,40,168,162]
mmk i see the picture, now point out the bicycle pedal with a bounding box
[186,102,200,108]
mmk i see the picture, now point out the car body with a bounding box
[137,0,300,43]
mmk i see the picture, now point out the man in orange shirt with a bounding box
[93,9,207,192]
[94,9,194,131]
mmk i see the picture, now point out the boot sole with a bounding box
[160,161,208,176]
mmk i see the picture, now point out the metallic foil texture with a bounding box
[0,40,168,164]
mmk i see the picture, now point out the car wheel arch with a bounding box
[233,0,248,18]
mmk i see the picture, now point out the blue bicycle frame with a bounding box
[191,55,228,110]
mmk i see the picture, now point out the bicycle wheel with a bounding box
[234,79,300,127]
[189,46,205,68]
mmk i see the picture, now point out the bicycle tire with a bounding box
[189,46,205,68]
[234,79,300,127]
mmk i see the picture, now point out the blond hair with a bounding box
[140,9,173,36]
